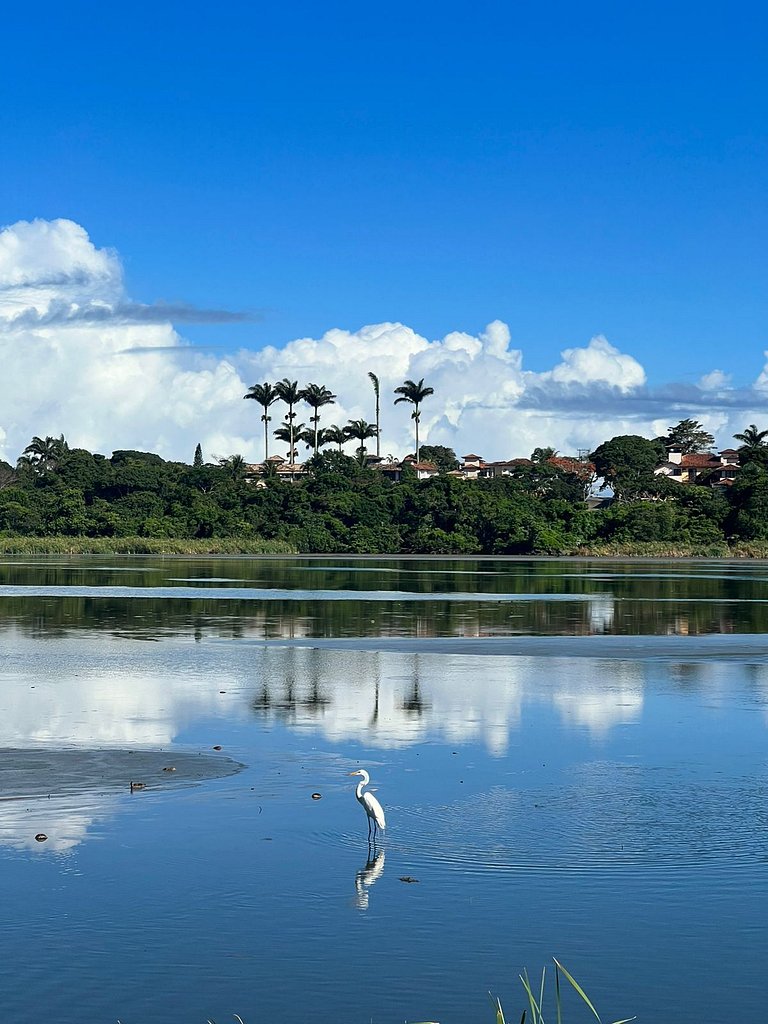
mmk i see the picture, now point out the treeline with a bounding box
[2,436,768,554]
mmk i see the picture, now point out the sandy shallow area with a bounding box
[0,747,243,801]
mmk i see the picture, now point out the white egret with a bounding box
[348,769,386,840]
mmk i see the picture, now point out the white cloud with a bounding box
[698,369,731,391]
[0,218,120,295]
[1,217,767,465]
[536,335,646,391]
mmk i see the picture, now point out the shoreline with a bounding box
[0,537,768,561]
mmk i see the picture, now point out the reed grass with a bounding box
[513,959,634,1024]
[1,533,768,559]
[413,959,634,1024]
[0,536,296,555]
[572,539,768,558]
[117,964,631,1024]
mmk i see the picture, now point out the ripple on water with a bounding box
[312,766,768,883]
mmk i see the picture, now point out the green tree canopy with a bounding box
[664,418,715,454]
[419,445,459,474]
[589,435,667,499]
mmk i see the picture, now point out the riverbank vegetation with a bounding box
[2,432,768,556]
[0,536,295,555]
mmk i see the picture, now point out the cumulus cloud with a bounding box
[1,216,767,465]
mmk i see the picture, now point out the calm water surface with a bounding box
[0,557,766,1023]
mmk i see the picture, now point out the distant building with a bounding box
[654,447,740,487]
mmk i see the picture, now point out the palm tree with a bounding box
[733,424,768,452]
[393,378,434,463]
[300,383,337,454]
[260,459,280,484]
[325,424,347,452]
[315,428,334,452]
[531,446,558,463]
[274,421,307,462]
[21,434,68,474]
[368,372,381,457]
[275,379,302,468]
[299,427,333,453]
[345,419,379,464]
[244,382,279,461]
[218,453,247,482]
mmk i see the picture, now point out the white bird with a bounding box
[348,769,386,840]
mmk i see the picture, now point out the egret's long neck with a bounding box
[355,779,366,800]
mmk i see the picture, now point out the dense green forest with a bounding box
[2,431,768,554]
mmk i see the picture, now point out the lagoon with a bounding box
[0,557,766,1022]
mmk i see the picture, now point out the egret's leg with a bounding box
[367,817,372,841]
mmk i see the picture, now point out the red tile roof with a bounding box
[681,454,719,468]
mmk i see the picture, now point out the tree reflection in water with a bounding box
[1,555,768,640]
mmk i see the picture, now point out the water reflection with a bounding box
[1,555,768,636]
[0,791,117,853]
[353,846,386,911]
[0,748,241,854]
[1,624,767,858]
[251,647,645,751]
[3,635,767,782]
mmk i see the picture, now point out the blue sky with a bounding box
[0,1,766,461]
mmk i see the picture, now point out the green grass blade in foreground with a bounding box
[489,991,507,1024]
[519,969,544,1024]
[553,960,602,1022]
[538,967,546,1021]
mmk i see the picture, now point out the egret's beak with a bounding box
[347,771,359,776]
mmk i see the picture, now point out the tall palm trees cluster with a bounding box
[243,376,434,465]
[18,434,68,474]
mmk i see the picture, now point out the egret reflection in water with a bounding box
[354,846,386,910]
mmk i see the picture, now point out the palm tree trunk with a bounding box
[415,407,420,464]
[375,395,380,457]
[263,416,269,461]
